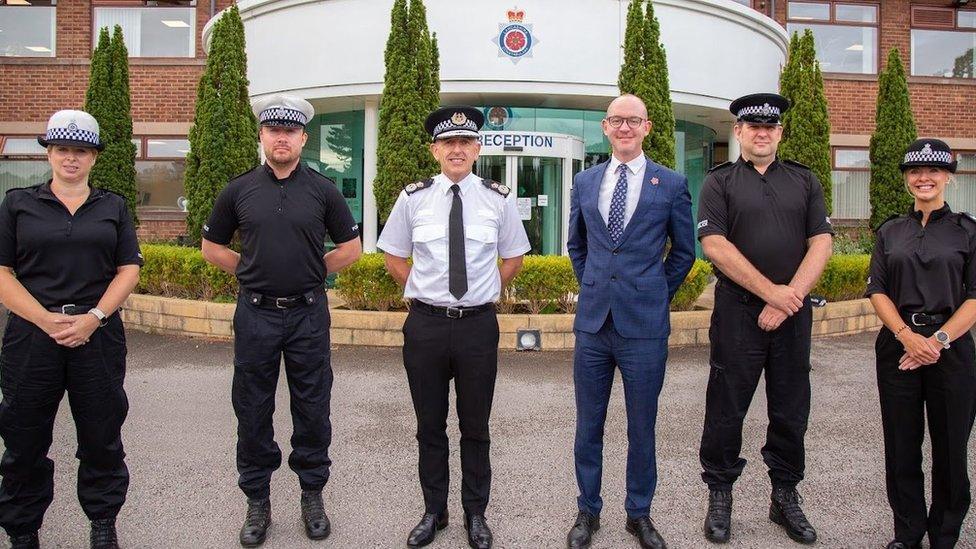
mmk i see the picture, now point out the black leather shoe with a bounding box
[9,533,39,549]
[465,514,493,549]
[406,510,448,547]
[769,487,817,545]
[704,490,732,543]
[566,511,600,548]
[300,489,331,540]
[239,498,271,547]
[625,516,667,549]
[91,518,120,549]
[886,542,919,549]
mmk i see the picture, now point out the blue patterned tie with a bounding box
[607,164,628,243]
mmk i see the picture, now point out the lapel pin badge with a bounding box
[651,177,659,186]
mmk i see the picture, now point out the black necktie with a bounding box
[449,184,468,300]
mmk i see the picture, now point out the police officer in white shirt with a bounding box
[378,106,530,549]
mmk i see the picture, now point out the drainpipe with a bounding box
[210,0,216,19]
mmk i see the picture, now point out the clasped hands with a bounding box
[896,330,942,371]
[758,284,805,332]
[36,311,99,348]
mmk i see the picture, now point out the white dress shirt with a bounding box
[598,154,647,230]
[377,172,531,307]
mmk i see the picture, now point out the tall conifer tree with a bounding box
[641,0,676,168]
[869,48,917,229]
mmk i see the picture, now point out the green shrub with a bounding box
[138,244,237,300]
[671,259,712,311]
[509,255,579,314]
[332,253,404,311]
[812,254,870,302]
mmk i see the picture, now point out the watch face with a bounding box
[937,331,949,343]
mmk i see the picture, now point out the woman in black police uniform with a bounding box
[0,110,142,549]
[866,139,976,549]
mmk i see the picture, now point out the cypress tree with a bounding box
[640,0,676,169]
[183,6,259,244]
[375,0,440,223]
[85,26,138,223]
[869,48,916,229]
[779,29,832,213]
[618,0,643,96]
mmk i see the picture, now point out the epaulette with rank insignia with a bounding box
[405,178,433,195]
[481,178,511,198]
[874,213,902,232]
[5,185,37,195]
[707,161,733,174]
[783,158,811,170]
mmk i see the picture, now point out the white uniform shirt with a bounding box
[377,172,531,307]
[597,154,647,229]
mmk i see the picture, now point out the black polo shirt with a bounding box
[203,162,359,296]
[697,157,834,287]
[865,204,976,316]
[0,182,143,309]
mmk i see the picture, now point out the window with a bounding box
[831,148,870,219]
[0,135,50,194]
[0,1,56,57]
[93,2,195,57]
[946,152,976,213]
[135,137,190,209]
[911,7,976,79]
[786,2,878,74]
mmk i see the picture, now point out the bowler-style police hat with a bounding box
[729,93,791,124]
[252,94,315,128]
[900,138,957,173]
[424,106,484,140]
[37,110,104,151]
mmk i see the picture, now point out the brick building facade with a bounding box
[1,0,974,239]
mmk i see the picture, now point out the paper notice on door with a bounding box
[537,194,548,207]
[517,197,533,220]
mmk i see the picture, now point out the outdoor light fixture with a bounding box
[516,329,541,351]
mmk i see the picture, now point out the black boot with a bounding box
[625,516,667,549]
[300,489,331,540]
[566,511,600,549]
[886,542,919,549]
[9,533,39,549]
[406,510,448,547]
[703,490,732,543]
[239,498,272,547]
[91,518,120,549]
[769,487,817,545]
[465,514,493,549]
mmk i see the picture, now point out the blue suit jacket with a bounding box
[567,157,695,339]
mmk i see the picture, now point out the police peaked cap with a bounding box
[424,106,484,140]
[730,93,791,124]
[253,94,315,128]
[37,110,104,151]
[900,138,957,173]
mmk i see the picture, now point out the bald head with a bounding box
[607,94,648,119]
[602,94,651,162]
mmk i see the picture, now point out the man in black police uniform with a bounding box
[696,93,833,545]
[377,106,530,549]
[201,94,362,547]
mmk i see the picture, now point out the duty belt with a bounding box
[412,300,493,319]
[902,312,947,326]
[242,288,322,309]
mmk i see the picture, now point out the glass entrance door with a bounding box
[475,155,563,255]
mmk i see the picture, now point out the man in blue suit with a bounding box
[564,94,695,549]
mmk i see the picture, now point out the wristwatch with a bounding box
[935,330,951,350]
[88,307,108,327]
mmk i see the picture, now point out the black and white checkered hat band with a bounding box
[45,127,100,147]
[433,118,478,136]
[903,150,953,164]
[737,105,781,118]
[260,107,308,126]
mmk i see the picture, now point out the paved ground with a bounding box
[1,324,975,548]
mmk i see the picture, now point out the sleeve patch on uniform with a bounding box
[826,216,831,225]
[697,219,708,230]
[203,224,210,232]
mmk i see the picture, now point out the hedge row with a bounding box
[135,246,870,311]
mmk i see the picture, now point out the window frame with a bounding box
[0,2,58,58]
[786,1,881,76]
[90,1,197,58]
[909,7,976,80]
[832,147,871,172]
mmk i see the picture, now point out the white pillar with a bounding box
[363,99,379,252]
[727,125,740,163]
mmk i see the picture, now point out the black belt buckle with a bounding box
[446,306,464,319]
[275,297,292,309]
[910,313,932,326]
[61,303,77,315]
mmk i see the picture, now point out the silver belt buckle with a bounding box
[61,303,76,314]
[911,313,924,326]
[446,306,463,319]
[275,297,289,309]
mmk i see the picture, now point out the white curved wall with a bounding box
[208,0,787,128]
